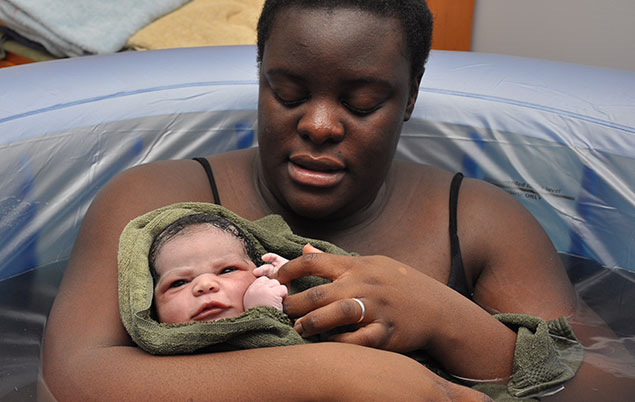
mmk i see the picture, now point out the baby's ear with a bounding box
[302,243,324,254]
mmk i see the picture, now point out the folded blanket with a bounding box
[118,202,351,355]
[126,0,264,50]
[0,0,190,57]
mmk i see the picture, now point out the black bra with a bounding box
[193,157,221,205]
[447,173,470,298]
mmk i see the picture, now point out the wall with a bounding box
[471,0,635,71]
[427,0,474,51]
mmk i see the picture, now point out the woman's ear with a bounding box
[404,70,424,122]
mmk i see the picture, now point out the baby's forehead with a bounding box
[181,222,236,237]
[155,223,254,266]
[173,223,246,247]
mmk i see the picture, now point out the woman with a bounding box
[42,1,628,400]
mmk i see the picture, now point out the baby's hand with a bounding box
[243,276,288,312]
[253,253,289,277]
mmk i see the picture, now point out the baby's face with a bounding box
[153,225,257,324]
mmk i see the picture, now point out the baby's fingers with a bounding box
[253,264,276,277]
[273,283,288,298]
[261,253,279,263]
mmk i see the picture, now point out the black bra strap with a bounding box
[448,173,470,297]
[193,157,221,205]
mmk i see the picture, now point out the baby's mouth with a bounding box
[192,302,229,321]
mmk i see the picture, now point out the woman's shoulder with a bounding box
[389,159,458,204]
[391,159,516,207]
[106,159,211,204]
[391,160,534,240]
[387,160,534,267]
[107,149,255,205]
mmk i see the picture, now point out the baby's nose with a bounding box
[192,274,220,295]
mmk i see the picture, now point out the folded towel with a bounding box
[118,202,352,355]
[126,0,264,51]
[0,0,191,57]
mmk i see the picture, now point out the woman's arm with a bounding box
[274,176,632,397]
[41,161,488,401]
[461,179,634,400]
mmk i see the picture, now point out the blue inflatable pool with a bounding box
[0,46,633,400]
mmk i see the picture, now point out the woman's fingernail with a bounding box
[294,320,303,336]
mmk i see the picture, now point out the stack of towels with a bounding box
[0,0,265,59]
[0,0,191,57]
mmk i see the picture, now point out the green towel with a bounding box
[473,314,583,401]
[118,202,352,355]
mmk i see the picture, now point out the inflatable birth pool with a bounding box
[1,46,634,400]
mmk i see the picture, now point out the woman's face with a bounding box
[257,7,418,220]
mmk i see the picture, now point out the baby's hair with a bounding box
[148,213,259,285]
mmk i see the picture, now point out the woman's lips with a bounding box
[288,154,346,188]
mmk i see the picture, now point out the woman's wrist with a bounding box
[421,290,516,380]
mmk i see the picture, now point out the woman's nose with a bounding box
[192,274,220,295]
[297,100,344,144]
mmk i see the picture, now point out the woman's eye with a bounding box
[169,279,188,288]
[220,267,238,275]
[274,92,310,107]
[342,101,381,116]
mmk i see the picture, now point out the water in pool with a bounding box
[0,256,633,401]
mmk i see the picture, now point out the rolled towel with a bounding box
[118,201,352,355]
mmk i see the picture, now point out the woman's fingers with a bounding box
[272,252,350,284]
[274,251,439,353]
[328,323,390,349]
[302,243,323,254]
[283,282,338,317]
[293,298,368,337]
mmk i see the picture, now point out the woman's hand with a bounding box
[272,244,449,353]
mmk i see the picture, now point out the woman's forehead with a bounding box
[263,7,409,80]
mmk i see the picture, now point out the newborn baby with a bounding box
[149,212,289,323]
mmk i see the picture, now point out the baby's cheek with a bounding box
[154,299,171,322]
[155,296,185,324]
[239,274,258,295]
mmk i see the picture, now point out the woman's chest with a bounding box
[324,209,454,284]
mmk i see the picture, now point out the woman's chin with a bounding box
[287,196,364,223]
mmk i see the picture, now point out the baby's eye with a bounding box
[169,279,188,288]
[220,267,238,275]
